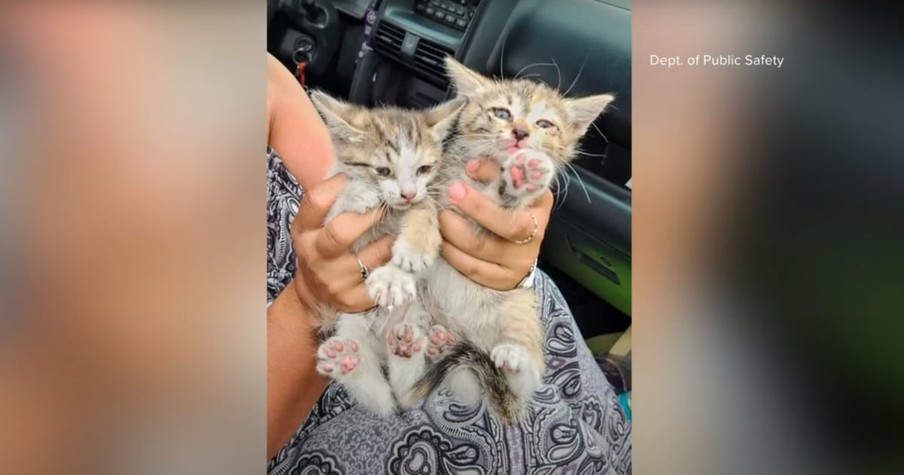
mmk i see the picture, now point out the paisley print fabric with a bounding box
[266,147,632,474]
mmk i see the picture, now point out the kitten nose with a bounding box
[513,128,530,141]
[401,190,417,202]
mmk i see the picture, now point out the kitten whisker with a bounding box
[514,62,556,80]
[498,30,509,79]
[564,54,590,96]
[575,149,607,158]
[562,161,591,204]
[590,122,609,143]
[552,171,569,212]
[588,122,611,164]
[551,57,562,90]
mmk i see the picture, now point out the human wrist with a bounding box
[270,278,319,332]
[290,274,319,316]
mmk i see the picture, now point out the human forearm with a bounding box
[266,282,328,459]
[267,54,333,189]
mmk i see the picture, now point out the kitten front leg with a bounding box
[499,149,555,208]
[391,202,442,273]
[367,266,417,308]
[366,202,441,308]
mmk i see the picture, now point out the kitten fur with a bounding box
[408,58,615,423]
[308,90,463,416]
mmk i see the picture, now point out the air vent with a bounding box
[413,38,453,87]
[372,21,405,60]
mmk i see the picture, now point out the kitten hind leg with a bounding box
[490,289,545,406]
[386,321,428,408]
[426,324,457,362]
[317,315,397,416]
[445,367,484,407]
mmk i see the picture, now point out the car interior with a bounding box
[268,0,632,400]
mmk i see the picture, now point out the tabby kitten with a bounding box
[308,90,462,415]
[408,58,615,423]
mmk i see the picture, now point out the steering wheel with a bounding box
[270,0,340,80]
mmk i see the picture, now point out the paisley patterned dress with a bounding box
[266,148,632,474]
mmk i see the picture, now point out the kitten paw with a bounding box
[490,343,528,373]
[387,322,425,358]
[366,265,417,308]
[502,150,553,201]
[391,239,435,273]
[316,337,360,376]
[426,325,457,361]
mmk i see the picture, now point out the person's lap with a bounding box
[267,148,632,474]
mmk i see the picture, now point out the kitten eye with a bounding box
[536,119,555,129]
[416,165,432,175]
[375,167,392,177]
[491,108,512,121]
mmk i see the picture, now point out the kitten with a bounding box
[407,58,615,423]
[308,90,462,415]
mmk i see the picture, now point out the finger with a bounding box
[314,206,386,258]
[355,235,394,271]
[438,209,512,265]
[312,235,393,295]
[448,181,543,242]
[441,241,518,290]
[465,158,501,184]
[529,189,555,224]
[295,174,347,232]
[336,284,377,313]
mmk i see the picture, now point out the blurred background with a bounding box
[635,1,903,474]
[0,1,901,474]
[0,3,265,474]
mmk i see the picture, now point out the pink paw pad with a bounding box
[388,323,424,358]
[508,152,549,191]
[426,325,457,360]
[317,337,361,375]
[510,164,526,188]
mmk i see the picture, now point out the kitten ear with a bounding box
[444,57,491,99]
[426,98,466,141]
[308,90,365,142]
[566,93,616,136]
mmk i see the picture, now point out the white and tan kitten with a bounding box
[409,58,615,423]
[308,90,462,415]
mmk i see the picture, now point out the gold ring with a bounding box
[512,212,538,245]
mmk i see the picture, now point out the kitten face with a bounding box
[310,92,462,209]
[444,58,614,165]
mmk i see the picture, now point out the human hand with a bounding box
[291,174,393,312]
[439,158,553,290]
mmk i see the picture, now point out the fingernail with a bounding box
[449,182,467,201]
[466,159,480,172]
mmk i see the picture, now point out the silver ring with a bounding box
[355,254,369,280]
[512,212,539,245]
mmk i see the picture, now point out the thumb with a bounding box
[465,158,501,184]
